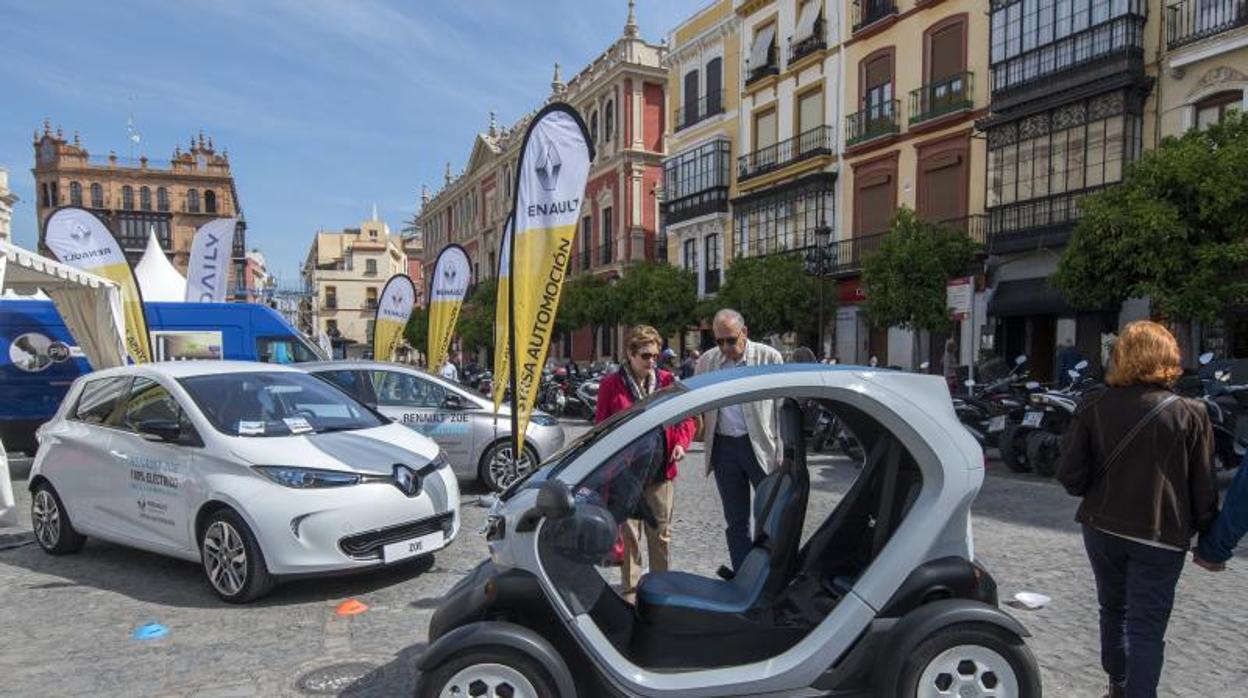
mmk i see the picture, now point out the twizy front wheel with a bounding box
[418,647,559,698]
[894,623,1041,698]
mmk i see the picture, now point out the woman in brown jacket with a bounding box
[1057,321,1218,698]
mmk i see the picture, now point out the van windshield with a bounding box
[257,336,322,364]
[179,371,384,437]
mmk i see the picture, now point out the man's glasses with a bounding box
[714,334,741,348]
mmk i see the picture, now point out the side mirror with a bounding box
[1014,355,1028,365]
[964,379,976,387]
[1075,359,1089,370]
[441,393,469,411]
[1200,352,1215,366]
[137,419,182,443]
[536,479,575,520]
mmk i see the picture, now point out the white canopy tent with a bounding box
[0,240,127,372]
[134,228,187,302]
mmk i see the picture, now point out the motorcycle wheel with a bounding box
[998,424,1031,473]
[1028,432,1061,478]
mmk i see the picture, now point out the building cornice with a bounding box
[663,15,741,68]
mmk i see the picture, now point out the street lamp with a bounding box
[805,221,834,359]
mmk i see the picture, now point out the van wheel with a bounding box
[200,508,275,603]
[30,481,86,555]
[418,646,557,698]
[998,425,1031,473]
[479,441,538,493]
[890,623,1041,698]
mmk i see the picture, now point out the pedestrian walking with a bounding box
[1056,320,1218,698]
[595,325,696,603]
[694,308,784,572]
[679,349,699,379]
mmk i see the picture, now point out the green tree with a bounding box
[861,207,977,333]
[710,253,816,337]
[558,272,609,335]
[403,305,429,354]
[1053,114,1248,323]
[455,279,498,356]
[612,262,698,337]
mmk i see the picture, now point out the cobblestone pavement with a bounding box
[1,423,1245,697]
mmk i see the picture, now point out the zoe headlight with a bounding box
[530,413,559,427]
[254,466,361,489]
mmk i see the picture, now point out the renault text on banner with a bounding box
[506,103,594,454]
[186,218,238,303]
[427,244,471,375]
[43,207,153,363]
[373,273,416,362]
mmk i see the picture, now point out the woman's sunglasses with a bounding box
[635,352,659,361]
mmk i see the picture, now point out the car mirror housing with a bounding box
[442,393,469,411]
[137,419,183,443]
[536,479,574,520]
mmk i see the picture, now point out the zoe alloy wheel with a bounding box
[418,647,557,698]
[479,441,539,493]
[893,623,1041,698]
[199,508,275,603]
[30,481,86,555]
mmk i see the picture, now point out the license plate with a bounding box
[382,531,443,563]
[988,415,1007,433]
[1022,411,1045,428]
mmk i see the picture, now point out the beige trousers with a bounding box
[621,479,675,602]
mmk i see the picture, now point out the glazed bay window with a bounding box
[704,233,722,294]
[990,0,1146,97]
[986,91,1143,237]
[733,177,834,259]
[663,140,731,225]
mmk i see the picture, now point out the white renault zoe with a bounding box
[28,361,460,602]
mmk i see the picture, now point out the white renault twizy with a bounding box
[417,365,1041,697]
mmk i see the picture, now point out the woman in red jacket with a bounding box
[595,325,696,602]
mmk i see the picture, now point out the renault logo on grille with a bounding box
[393,464,421,497]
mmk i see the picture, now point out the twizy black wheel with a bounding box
[895,623,1041,698]
[30,481,86,555]
[418,646,559,698]
[997,424,1031,473]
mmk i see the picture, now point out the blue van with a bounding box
[0,299,322,453]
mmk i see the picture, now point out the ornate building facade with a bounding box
[0,167,16,244]
[31,121,246,278]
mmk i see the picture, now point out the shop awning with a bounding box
[988,277,1075,317]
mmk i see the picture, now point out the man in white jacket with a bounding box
[695,309,784,571]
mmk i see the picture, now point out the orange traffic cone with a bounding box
[335,598,368,616]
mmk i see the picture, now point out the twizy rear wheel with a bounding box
[418,647,558,698]
[895,623,1040,698]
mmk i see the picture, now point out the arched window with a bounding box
[187,188,200,213]
[69,181,82,206]
[122,185,134,210]
[140,186,152,210]
[204,189,218,214]
[605,100,614,141]
[157,187,169,211]
[90,183,103,208]
[590,110,599,143]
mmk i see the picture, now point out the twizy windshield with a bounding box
[179,372,385,437]
[501,381,689,499]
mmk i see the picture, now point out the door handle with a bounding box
[109,450,129,461]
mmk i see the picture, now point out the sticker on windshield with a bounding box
[238,421,266,436]
[283,416,314,434]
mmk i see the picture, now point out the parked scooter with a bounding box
[953,355,1030,449]
[1196,352,1248,472]
[1002,360,1102,477]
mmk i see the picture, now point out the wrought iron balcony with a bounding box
[675,90,725,132]
[663,187,730,225]
[846,100,900,147]
[986,189,1105,254]
[1167,0,1248,50]
[738,126,836,181]
[788,18,827,63]
[938,214,988,248]
[746,45,779,86]
[852,0,897,33]
[910,72,975,126]
[828,232,887,275]
[990,15,1146,102]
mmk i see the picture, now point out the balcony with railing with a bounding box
[738,126,836,181]
[789,18,827,63]
[746,45,780,86]
[1167,0,1248,50]
[675,90,725,132]
[846,100,900,148]
[852,0,898,33]
[910,72,975,126]
[986,188,1105,254]
[990,15,1146,105]
[828,214,987,275]
[664,188,730,225]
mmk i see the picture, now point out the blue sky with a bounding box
[0,0,701,284]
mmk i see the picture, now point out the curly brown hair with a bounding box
[1105,320,1183,388]
[626,325,663,356]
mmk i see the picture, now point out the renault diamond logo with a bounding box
[533,130,561,192]
[69,221,92,243]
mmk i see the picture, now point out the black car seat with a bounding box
[635,399,808,619]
